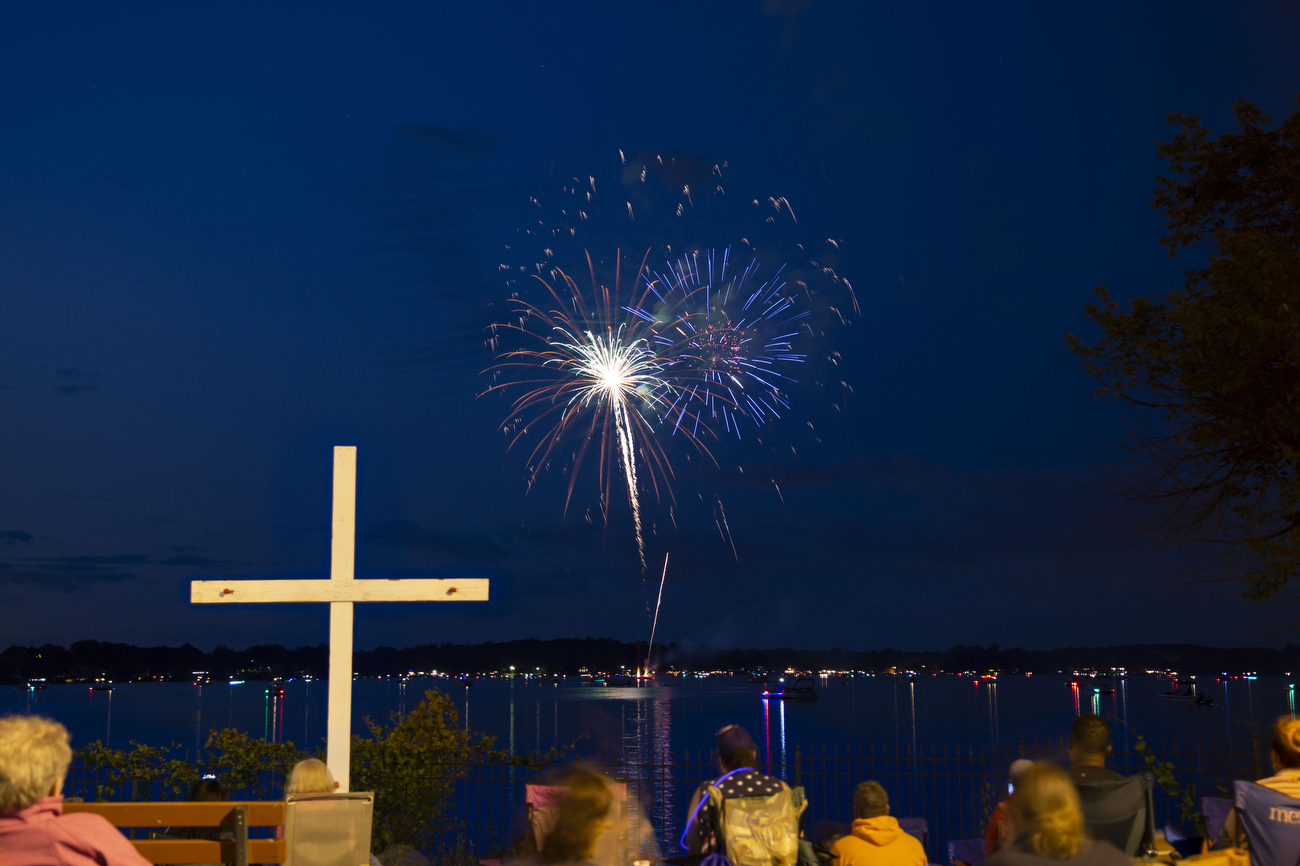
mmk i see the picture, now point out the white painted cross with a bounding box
[190,446,488,791]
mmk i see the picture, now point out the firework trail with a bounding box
[646,552,668,672]
[629,247,808,438]
[484,251,717,569]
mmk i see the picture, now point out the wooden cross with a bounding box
[191,446,488,791]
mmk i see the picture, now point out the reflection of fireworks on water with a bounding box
[484,252,717,569]
[630,247,807,439]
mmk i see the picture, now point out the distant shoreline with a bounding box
[4,637,1300,683]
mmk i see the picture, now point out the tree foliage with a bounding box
[75,730,311,802]
[350,689,569,853]
[1066,96,1300,601]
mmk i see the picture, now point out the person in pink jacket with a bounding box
[0,713,151,866]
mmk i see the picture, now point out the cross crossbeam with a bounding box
[190,446,487,791]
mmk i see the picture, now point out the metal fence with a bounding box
[67,734,1267,863]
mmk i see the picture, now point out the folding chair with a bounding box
[1234,780,1300,866]
[897,817,929,856]
[1203,796,1234,844]
[284,792,374,866]
[947,838,987,866]
[1074,774,1155,856]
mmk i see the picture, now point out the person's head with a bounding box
[285,758,336,796]
[0,714,73,813]
[1067,714,1113,767]
[715,724,758,773]
[1008,759,1034,793]
[1272,717,1300,771]
[1005,762,1086,860]
[853,781,889,820]
[540,769,614,864]
[188,778,226,801]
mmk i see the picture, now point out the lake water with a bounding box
[4,673,1292,761]
[7,672,1292,857]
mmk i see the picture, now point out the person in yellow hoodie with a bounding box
[830,781,927,866]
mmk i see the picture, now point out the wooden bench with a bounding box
[64,801,286,865]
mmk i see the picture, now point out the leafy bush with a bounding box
[74,730,312,802]
[73,687,572,861]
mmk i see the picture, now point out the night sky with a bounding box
[2,3,1298,653]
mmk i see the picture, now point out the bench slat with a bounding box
[131,838,285,864]
[64,801,285,826]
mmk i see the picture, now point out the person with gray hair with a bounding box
[829,780,926,866]
[0,713,151,866]
[985,759,1035,854]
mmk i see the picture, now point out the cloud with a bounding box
[0,551,236,590]
[0,558,140,589]
[0,530,34,544]
[362,521,506,564]
[394,124,497,159]
[54,367,96,396]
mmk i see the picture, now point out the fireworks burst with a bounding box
[631,247,808,439]
[484,251,717,569]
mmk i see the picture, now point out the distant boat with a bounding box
[763,677,818,701]
[1161,686,1214,706]
[90,686,114,692]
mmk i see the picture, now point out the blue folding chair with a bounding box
[1203,796,1234,844]
[947,838,987,866]
[898,816,930,854]
[1234,780,1300,866]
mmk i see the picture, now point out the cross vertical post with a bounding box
[327,445,357,792]
[189,447,489,798]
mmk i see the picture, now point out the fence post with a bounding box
[1252,731,1262,780]
[1019,739,1025,759]
[794,745,801,788]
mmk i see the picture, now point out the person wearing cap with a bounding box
[985,759,1034,855]
[680,724,789,856]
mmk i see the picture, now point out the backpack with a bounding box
[705,776,807,866]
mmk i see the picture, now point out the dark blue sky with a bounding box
[2,2,1298,652]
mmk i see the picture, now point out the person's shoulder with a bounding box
[1067,765,1124,782]
[56,811,152,864]
[984,844,1043,866]
[718,770,786,797]
[1080,839,1134,866]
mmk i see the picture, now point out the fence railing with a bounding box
[67,733,1267,863]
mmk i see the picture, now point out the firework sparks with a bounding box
[485,251,717,569]
[630,247,807,439]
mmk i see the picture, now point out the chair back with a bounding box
[525,781,628,866]
[1203,796,1235,844]
[1234,780,1300,866]
[947,838,987,866]
[284,792,374,866]
[1074,773,1154,856]
[898,816,929,852]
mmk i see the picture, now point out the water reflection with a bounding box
[780,698,786,776]
[910,680,918,757]
[263,685,284,743]
[987,681,998,749]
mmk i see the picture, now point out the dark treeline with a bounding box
[4,639,1300,684]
